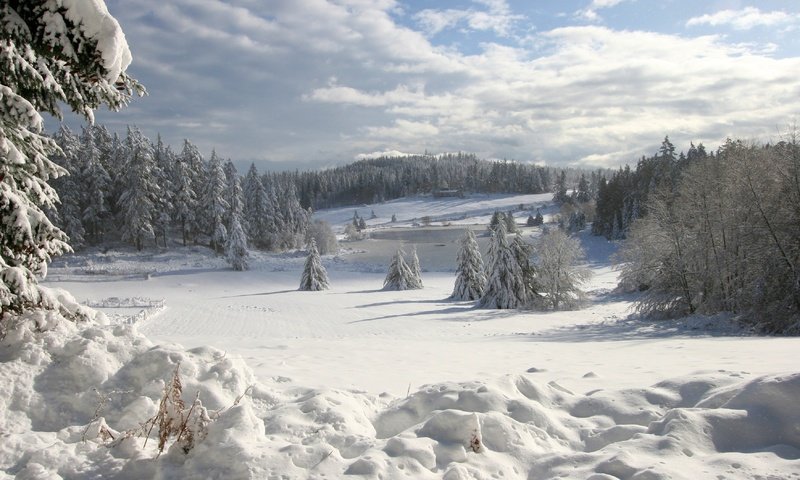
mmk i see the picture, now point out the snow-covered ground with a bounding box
[3,194,799,479]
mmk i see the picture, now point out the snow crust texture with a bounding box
[2,312,798,479]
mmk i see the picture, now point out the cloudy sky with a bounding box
[62,0,800,170]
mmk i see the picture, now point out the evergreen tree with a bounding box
[383,250,419,291]
[226,207,250,271]
[203,150,229,254]
[118,126,158,250]
[512,231,539,303]
[479,221,528,309]
[567,210,587,233]
[504,211,517,233]
[526,214,536,227]
[488,210,502,233]
[179,139,205,243]
[152,135,174,248]
[1,0,141,321]
[299,238,330,291]
[243,163,276,250]
[79,126,111,244]
[553,171,570,204]
[50,126,85,248]
[575,174,591,203]
[533,209,544,226]
[408,245,423,288]
[451,229,486,300]
[173,141,199,246]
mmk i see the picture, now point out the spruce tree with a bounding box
[452,230,486,300]
[383,250,418,291]
[179,139,205,243]
[533,209,544,226]
[152,135,174,248]
[203,150,229,254]
[226,214,250,272]
[118,127,159,250]
[79,126,111,244]
[173,142,199,246]
[504,212,517,233]
[299,238,330,291]
[0,0,141,322]
[478,221,528,309]
[488,210,502,233]
[408,245,423,288]
[50,126,85,249]
[553,171,570,205]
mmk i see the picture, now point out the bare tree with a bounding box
[534,229,590,310]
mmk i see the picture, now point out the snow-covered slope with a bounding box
[2,194,797,479]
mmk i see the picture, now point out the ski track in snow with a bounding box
[11,193,798,479]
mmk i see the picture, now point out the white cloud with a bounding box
[686,7,799,30]
[305,25,800,166]
[355,150,415,160]
[84,0,800,170]
[576,0,632,22]
[414,0,522,37]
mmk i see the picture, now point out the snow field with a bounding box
[2,193,797,479]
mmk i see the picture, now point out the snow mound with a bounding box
[2,312,798,479]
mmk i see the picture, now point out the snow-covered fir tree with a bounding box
[511,230,540,304]
[263,176,286,249]
[152,135,174,248]
[488,210,502,233]
[118,126,159,250]
[50,126,85,249]
[451,229,486,300]
[225,175,249,270]
[243,164,277,250]
[79,126,111,244]
[408,245,423,288]
[223,159,239,228]
[504,211,518,233]
[0,0,141,321]
[179,140,205,243]
[203,150,229,254]
[226,214,249,271]
[299,238,330,291]
[479,221,529,309]
[275,180,309,250]
[173,141,199,246]
[383,250,420,291]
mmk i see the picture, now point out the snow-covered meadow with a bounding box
[3,194,799,479]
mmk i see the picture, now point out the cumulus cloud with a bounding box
[70,0,800,170]
[686,7,799,30]
[576,0,632,22]
[414,0,522,37]
[355,150,415,160]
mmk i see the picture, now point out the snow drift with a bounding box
[2,300,797,479]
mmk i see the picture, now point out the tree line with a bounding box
[290,153,558,210]
[48,125,311,254]
[596,135,800,333]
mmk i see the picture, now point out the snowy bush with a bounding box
[307,219,339,255]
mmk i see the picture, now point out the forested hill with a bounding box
[282,153,556,210]
[47,124,569,253]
